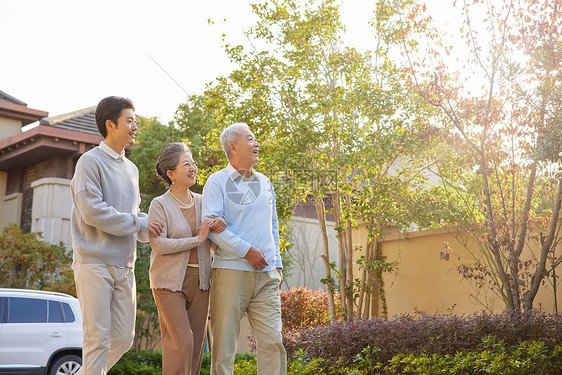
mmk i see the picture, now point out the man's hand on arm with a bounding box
[245,246,269,270]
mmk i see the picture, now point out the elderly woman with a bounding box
[148,142,225,375]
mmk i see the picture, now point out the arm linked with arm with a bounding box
[202,177,251,258]
[148,199,201,255]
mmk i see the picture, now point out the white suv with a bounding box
[0,288,83,375]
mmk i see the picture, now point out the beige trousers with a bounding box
[72,261,136,375]
[210,268,287,375]
[153,267,210,375]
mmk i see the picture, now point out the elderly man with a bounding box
[202,123,286,375]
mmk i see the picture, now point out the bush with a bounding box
[109,351,255,375]
[203,352,257,375]
[108,350,162,375]
[284,309,562,368]
[0,223,75,295]
[280,288,339,334]
[233,358,257,374]
[200,352,211,375]
[381,340,562,375]
[233,350,327,375]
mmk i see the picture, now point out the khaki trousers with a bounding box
[210,268,287,375]
[153,267,210,375]
[72,261,136,375]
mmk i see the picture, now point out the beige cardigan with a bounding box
[148,190,211,291]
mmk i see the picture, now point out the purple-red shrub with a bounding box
[284,309,562,367]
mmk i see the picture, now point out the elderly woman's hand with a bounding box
[210,217,227,233]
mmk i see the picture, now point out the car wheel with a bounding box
[49,354,82,375]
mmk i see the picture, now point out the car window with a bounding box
[48,300,65,323]
[8,297,47,323]
[0,297,5,323]
[62,302,76,323]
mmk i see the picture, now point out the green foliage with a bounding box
[129,116,174,211]
[287,349,327,375]
[133,242,160,351]
[200,352,211,375]
[206,0,443,320]
[284,309,562,369]
[108,350,162,375]
[233,358,257,375]
[283,340,562,374]
[109,350,253,375]
[171,94,225,172]
[232,349,329,375]
[0,223,75,295]
[383,340,562,375]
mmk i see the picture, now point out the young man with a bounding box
[202,123,287,375]
[70,96,163,375]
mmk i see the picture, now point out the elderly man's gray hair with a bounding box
[220,122,250,159]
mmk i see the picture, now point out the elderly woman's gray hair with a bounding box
[155,142,191,186]
[220,122,250,159]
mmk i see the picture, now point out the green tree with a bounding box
[172,94,224,173]
[206,0,438,320]
[128,116,175,349]
[409,0,562,312]
[132,242,161,351]
[0,223,75,296]
[130,116,175,210]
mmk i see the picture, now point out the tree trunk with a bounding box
[332,186,349,320]
[373,240,383,317]
[314,199,337,322]
[345,194,354,318]
[358,239,373,318]
[524,177,562,311]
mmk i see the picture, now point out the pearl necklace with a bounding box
[169,189,195,209]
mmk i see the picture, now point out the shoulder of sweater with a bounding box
[210,168,229,179]
[255,170,271,183]
[79,147,122,164]
[152,191,174,205]
[77,147,102,161]
[204,170,227,188]
[149,193,177,217]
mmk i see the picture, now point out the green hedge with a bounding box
[108,351,256,375]
[287,338,562,375]
[107,337,562,374]
[108,350,162,375]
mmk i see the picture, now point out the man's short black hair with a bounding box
[95,96,135,138]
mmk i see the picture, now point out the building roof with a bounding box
[40,106,99,136]
[0,90,48,126]
[0,90,27,106]
[0,106,102,171]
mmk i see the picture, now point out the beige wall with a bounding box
[0,117,22,139]
[0,171,22,229]
[371,226,562,316]
[30,177,72,247]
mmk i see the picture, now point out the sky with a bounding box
[0,0,459,126]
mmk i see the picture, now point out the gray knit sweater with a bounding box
[70,142,148,268]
